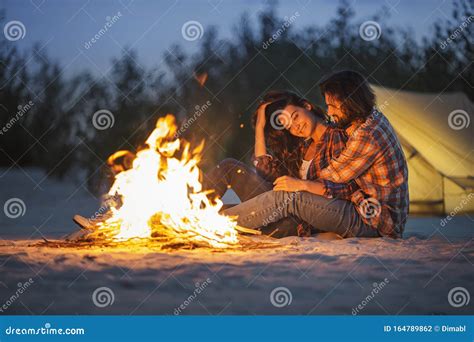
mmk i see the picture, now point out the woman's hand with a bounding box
[273,176,306,192]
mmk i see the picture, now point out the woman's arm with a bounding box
[255,126,267,157]
[254,102,269,157]
[273,176,326,195]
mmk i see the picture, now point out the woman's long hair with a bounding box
[252,91,326,178]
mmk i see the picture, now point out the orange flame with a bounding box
[95,114,239,248]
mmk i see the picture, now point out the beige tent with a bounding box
[371,85,473,215]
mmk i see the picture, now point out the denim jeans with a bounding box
[222,190,380,238]
[202,158,303,238]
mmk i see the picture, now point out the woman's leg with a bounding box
[202,158,273,201]
[203,158,303,237]
[222,190,379,238]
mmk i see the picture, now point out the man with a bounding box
[223,70,409,238]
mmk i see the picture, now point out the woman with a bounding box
[203,91,356,237]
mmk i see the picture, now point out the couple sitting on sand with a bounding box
[203,70,409,239]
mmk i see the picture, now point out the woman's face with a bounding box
[279,104,316,138]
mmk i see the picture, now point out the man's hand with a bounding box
[273,176,306,192]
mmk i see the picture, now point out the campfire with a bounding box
[85,114,242,249]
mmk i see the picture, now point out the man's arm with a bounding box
[273,177,357,199]
[322,179,358,199]
[319,126,385,183]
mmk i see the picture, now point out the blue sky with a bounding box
[2,0,454,77]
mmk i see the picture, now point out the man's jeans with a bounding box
[222,190,380,238]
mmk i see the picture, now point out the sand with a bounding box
[0,168,472,315]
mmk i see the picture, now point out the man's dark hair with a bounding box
[319,70,375,120]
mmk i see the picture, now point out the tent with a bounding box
[371,85,473,215]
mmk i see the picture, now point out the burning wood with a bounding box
[85,114,245,248]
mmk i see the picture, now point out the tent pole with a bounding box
[442,176,446,214]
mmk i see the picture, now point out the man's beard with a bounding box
[333,116,353,129]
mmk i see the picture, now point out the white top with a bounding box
[299,159,313,180]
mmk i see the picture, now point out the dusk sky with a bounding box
[3,0,454,77]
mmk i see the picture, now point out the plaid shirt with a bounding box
[254,125,359,236]
[320,109,409,238]
[254,124,357,193]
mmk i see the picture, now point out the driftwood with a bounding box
[32,229,278,252]
[235,225,261,235]
[33,238,279,251]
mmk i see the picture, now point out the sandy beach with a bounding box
[0,169,472,315]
